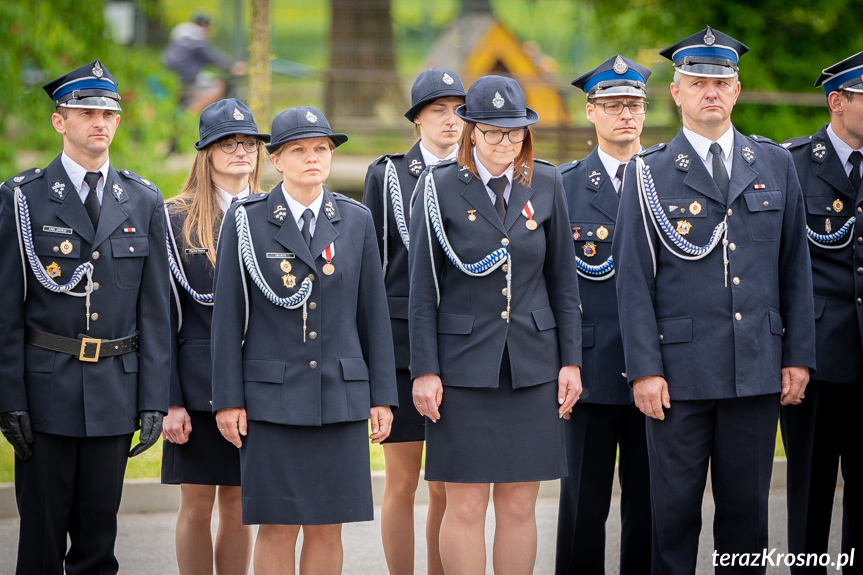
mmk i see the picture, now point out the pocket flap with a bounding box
[570,222,616,242]
[340,357,370,381]
[582,324,595,349]
[807,196,849,216]
[243,359,285,384]
[813,296,827,320]
[659,199,708,218]
[387,296,409,319]
[33,234,80,258]
[122,352,139,373]
[657,316,693,344]
[532,307,557,331]
[744,191,782,212]
[437,313,474,335]
[769,309,785,336]
[111,235,149,258]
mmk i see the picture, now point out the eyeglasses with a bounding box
[219,138,259,154]
[593,101,648,115]
[474,126,527,145]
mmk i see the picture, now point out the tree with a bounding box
[247,0,271,126]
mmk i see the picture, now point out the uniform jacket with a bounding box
[408,159,582,389]
[560,147,629,404]
[0,155,171,436]
[361,142,425,370]
[210,188,398,426]
[785,125,863,384]
[166,206,218,411]
[613,129,816,400]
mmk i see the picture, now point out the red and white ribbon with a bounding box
[322,242,335,263]
[522,200,535,220]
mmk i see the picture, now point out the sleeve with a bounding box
[210,207,247,411]
[543,168,582,367]
[0,182,28,412]
[357,210,398,408]
[136,193,172,414]
[361,162,386,266]
[777,151,817,370]
[612,160,665,383]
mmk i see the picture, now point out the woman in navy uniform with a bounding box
[362,67,465,575]
[409,75,583,574]
[211,106,398,575]
[161,98,269,575]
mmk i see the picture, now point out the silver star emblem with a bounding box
[613,55,628,75]
[492,91,505,109]
[442,72,454,85]
[704,26,716,46]
[305,110,318,123]
[233,107,245,120]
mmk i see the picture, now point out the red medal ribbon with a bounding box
[521,200,535,220]
[322,242,335,263]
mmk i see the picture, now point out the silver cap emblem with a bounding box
[233,107,245,120]
[492,91,505,109]
[613,55,628,75]
[305,110,318,123]
[442,72,454,85]
[704,26,716,46]
[92,62,104,78]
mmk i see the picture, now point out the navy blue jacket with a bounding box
[785,125,863,384]
[560,147,629,404]
[210,188,398,426]
[362,142,426,370]
[613,129,816,400]
[0,155,171,436]
[409,159,582,389]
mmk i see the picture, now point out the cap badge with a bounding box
[273,204,287,222]
[442,72,455,85]
[674,153,691,171]
[588,170,602,187]
[492,91,505,109]
[305,110,319,123]
[92,62,104,78]
[704,26,716,46]
[677,220,692,235]
[233,107,245,120]
[324,200,335,219]
[813,142,827,160]
[13,176,24,183]
[613,55,628,75]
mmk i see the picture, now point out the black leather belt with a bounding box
[26,327,138,362]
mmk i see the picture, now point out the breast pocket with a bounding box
[806,195,851,236]
[111,235,149,289]
[743,191,783,241]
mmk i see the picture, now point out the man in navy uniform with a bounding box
[555,54,652,575]
[781,51,862,573]
[613,28,816,575]
[0,60,170,574]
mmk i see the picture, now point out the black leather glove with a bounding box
[129,410,164,457]
[0,411,34,461]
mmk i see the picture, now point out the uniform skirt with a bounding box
[424,349,567,483]
[162,409,242,486]
[239,419,373,525]
[382,368,425,443]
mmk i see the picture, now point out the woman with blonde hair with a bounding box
[161,98,269,575]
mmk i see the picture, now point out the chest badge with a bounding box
[825,218,833,233]
[833,199,844,212]
[572,227,581,240]
[280,259,292,274]
[280,259,296,288]
[677,220,692,235]
[583,242,597,257]
[689,201,702,215]
[596,225,609,240]
[46,261,61,278]
[467,209,477,222]
[522,200,537,230]
[322,242,335,276]
[60,240,73,255]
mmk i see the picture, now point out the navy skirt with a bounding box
[424,351,567,483]
[382,368,425,443]
[239,419,373,525]
[161,409,242,486]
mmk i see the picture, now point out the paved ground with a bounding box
[0,488,845,574]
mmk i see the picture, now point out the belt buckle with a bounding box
[78,337,102,362]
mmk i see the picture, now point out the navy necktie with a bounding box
[83,171,101,228]
[488,176,508,222]
[709,142,729,199]
[849,151,862,192]
[301,209,314,247]
[615,163,626,193]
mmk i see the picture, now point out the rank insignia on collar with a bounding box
[51,181,66,199]
[273,204,287,222]
[677,220,692,235]
[689,201,702,215]
[572,227,581,240]
[13,176,24,183]
[583,242,597,257]
[596,225,609,240]
[674,153,691,171]
[813,142,827,161]
[825,218,832,233]
[324,201,335,219]
[46,261,61,278]
[588,170,602,187]
[742,146,755,164]
[833,199,844,212]
[112,183,126,202]
[409,158,423,175]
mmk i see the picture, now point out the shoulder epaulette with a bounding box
[5,167,45,188]
[749,134,784,147]
[118,169,160,192]
[781,135,812,149]
[236,192,269,204]
[374,152,405,165]
[534,158,555,167]
[333,192,364,206]
[639,142,666,156]
[558,159,581,174]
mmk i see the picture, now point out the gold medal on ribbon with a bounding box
[525,219,538,230]
[322,263,335,276]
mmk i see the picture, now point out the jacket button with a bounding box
[93,282,100,291]
[308,274,316,281]
[729,243,736,251]
[732,277,740,285]
[659,334,664,341]
[858,237,863,245]
[53,246,59,253]
[308,302,317,310]
[92,251,100,260]
[309,361,317,369]
[501,287,508,296]
[858,207,863,215]
[309,331,317,340]
[502,264,508,272]
[91,312,99,321]
[735,312,742,321]
[501,238,510,246]
[727,209,733,217]
[500,311,508,320]
[129,246,135,253]
[762,201,769,208]
[857,298,862,306]
[858,268,863,276]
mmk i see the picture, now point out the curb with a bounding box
[0,458,814,519]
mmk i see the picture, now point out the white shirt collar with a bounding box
[683,125,735,162]
[826,124,863,174]
[419,141,458,167]
[61,152,110,203]
[596,146,627,180]
[215,185,250,213]
[473,150,514,204]
[282,184,325,232]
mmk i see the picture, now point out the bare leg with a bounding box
[299,524,343,575]
[439,482,490,575]
[254,524,300,575]
[426,480,446,575]
[491,482,540,575]
[175,484,217,575]
[214,486,252,575]
[381,442,423,574]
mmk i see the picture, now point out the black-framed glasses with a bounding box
[219,138,260,154]
[593,101,648,115]
[474,126,527,145]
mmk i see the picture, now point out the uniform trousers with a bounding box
[14,431,133,575]
[647,394,778,575]
[555,402,651,575]
[781,380,859,574]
